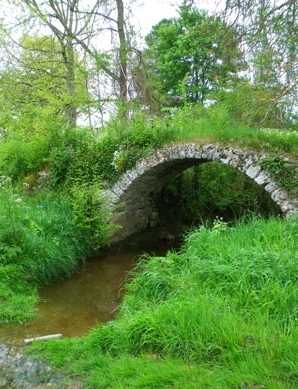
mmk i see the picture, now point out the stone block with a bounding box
[194,145,202,159]
[158,145,174,160]
[117,175,132,191]
[176,144,187,158]
[271,188,288,203]
[228,154,240,168]
[110,183,123,197]
[201,144,215,159]
[264,181,278,193]
[213,148,231,164]
[136,207,152,218]
[185,143,196,158]
[135,216,149,231]
[254,170,271,185]
[154,149,167,164]
[126,168,138,181]
[280,201,295,213]
[246,165,262,179]
[135,159,148,175]
[243,155,256,170]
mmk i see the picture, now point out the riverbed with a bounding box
[0,230,182,388]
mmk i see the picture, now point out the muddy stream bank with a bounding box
[0,228,183,388]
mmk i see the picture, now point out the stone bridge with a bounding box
[105,142,298,244]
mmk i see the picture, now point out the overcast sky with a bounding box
[133,0,179,36]
[131,0,221,38]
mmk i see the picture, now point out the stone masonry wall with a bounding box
[105,143,298,244]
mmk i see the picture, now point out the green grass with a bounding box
[0,264,38,322]
[163,104,298,154]
[47,104,298,194]
[0,179,91,323]
[28,216,298,388]
[106,104,298,156]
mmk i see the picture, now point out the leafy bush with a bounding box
[69,180,114,250]
[261,154,297,192]
[0,123,61,182]
[0,135,50,181]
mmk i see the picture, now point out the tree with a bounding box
[144,3,245,107]
[10,0,137,122]
[218,0,298,125]
[0,35,90,134]
[19,0,103,127]
[116,0,128,102]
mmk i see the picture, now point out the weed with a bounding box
[261,155,297,192]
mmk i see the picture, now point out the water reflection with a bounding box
[0,236,180,345]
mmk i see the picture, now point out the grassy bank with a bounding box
[0,177,91,323]
[28,216,298,388]
[99,105,298,191]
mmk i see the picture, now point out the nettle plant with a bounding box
[261,155,297,193]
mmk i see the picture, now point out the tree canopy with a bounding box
[0,0,297,129]
[144,4,245,107]
[0,35,90,135]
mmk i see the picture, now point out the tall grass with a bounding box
[0,178,90,323]
[168,103,298,154]
[29,216,298,388]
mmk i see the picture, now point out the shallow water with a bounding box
[0,235,180,346]
[0,228,183,388]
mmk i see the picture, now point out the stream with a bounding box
[0,230,182,388]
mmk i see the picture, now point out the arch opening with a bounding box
[156,162,281,236]
[107,143,297,245]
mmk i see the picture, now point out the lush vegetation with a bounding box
[162,162,281,222]
[0,177,90,323]
[28,216,298,388]
[0,0,298,387]
[0,103,298,324]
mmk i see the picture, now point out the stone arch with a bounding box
[106,143,298,244]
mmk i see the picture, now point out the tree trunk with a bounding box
[116,0,127,103]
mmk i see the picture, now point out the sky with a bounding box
[131,0,221,38]
[133,0,179,36]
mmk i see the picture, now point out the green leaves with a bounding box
[261,155,297,192]
[145,5,244,107]
[0,34,91,133]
